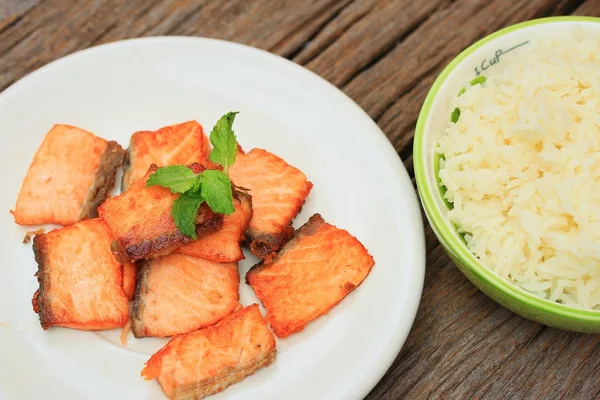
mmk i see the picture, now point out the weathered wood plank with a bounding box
[0,0,39,22]
[170,0,346,51]
[302,0,451,87]
[269,0,354,58]
[290,0,377,64]
[0,0,348,91]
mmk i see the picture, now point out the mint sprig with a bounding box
[146,112,240,239]
[146,165,200,193]
[172,191,205,239]
[209,112,239,174]
[201,169,235,215]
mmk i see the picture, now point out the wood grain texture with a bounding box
[2,0,600,399]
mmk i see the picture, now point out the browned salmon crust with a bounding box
[108,204,221,264]
[246,214,323,276]
[245,227,294,260]
[131,260,149,336]
[99,164,223,263]
[32,237,52,329]
[81,141,126,219]
[120,148,132,193]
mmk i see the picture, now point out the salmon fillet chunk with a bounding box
[246,213,374,338]
[98,164,223,264]
[121,121,210,191]
[176,190,252,263]
[229,148,313,259]
[142,304,276,400]
[31,218,129,330]
[13,124,125,226]
[132,253,240,338]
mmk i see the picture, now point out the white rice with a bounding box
[437,31,600,309]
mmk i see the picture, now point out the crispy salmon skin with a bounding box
[176,189,252,263]
[98,164,223,263]
[229,148,312,259]
[121,121,210,191]
[32,218,129,330]
[246,213,374,338]
[141,304,276,400]
[132,253,240,338]
[13,124,125,226]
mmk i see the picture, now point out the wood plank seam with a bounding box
[474,321,540,397]
[0,15,23,37]
[289,0,369,64]
[91,0,165,45]
[164,2,205,36]
[269,0,354,59]
[336,2,451,90]
[438,315,523,396]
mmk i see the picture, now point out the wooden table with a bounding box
[3,0,600,398]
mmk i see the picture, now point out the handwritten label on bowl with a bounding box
[474,41,529,76]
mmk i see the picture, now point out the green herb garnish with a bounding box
[451,108,461,123]
[172,191,205,239]
[469,75,487,86]
[208,111,239,174]
[146,165,200,193]
[201,169,235,215]
[146,112,240,239]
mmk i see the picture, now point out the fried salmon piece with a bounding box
[121,121,210,191]
[13,124,125,226]
[31,218,129,330]
[176,190,252,263]
[229,148,313,259]
[246,213,374,338]
[122,262,137,300]
[98,164,223,264]
[141,304,276,400]
[132,253,240,338]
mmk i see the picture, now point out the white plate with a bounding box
[0,37,425,400]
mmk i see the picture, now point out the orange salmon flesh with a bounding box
[32,218,129,330]
[141,304,276,400]
[246,213,374,338]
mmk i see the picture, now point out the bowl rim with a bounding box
[414,16,600,321]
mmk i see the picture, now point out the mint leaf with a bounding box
[201,170,235,215]
[145,112,241,239]
[146,165,200,193]
[209,112,239,173]
[451,108,460,123]
[172,191,204,240]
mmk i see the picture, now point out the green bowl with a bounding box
[414,16,600,333]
